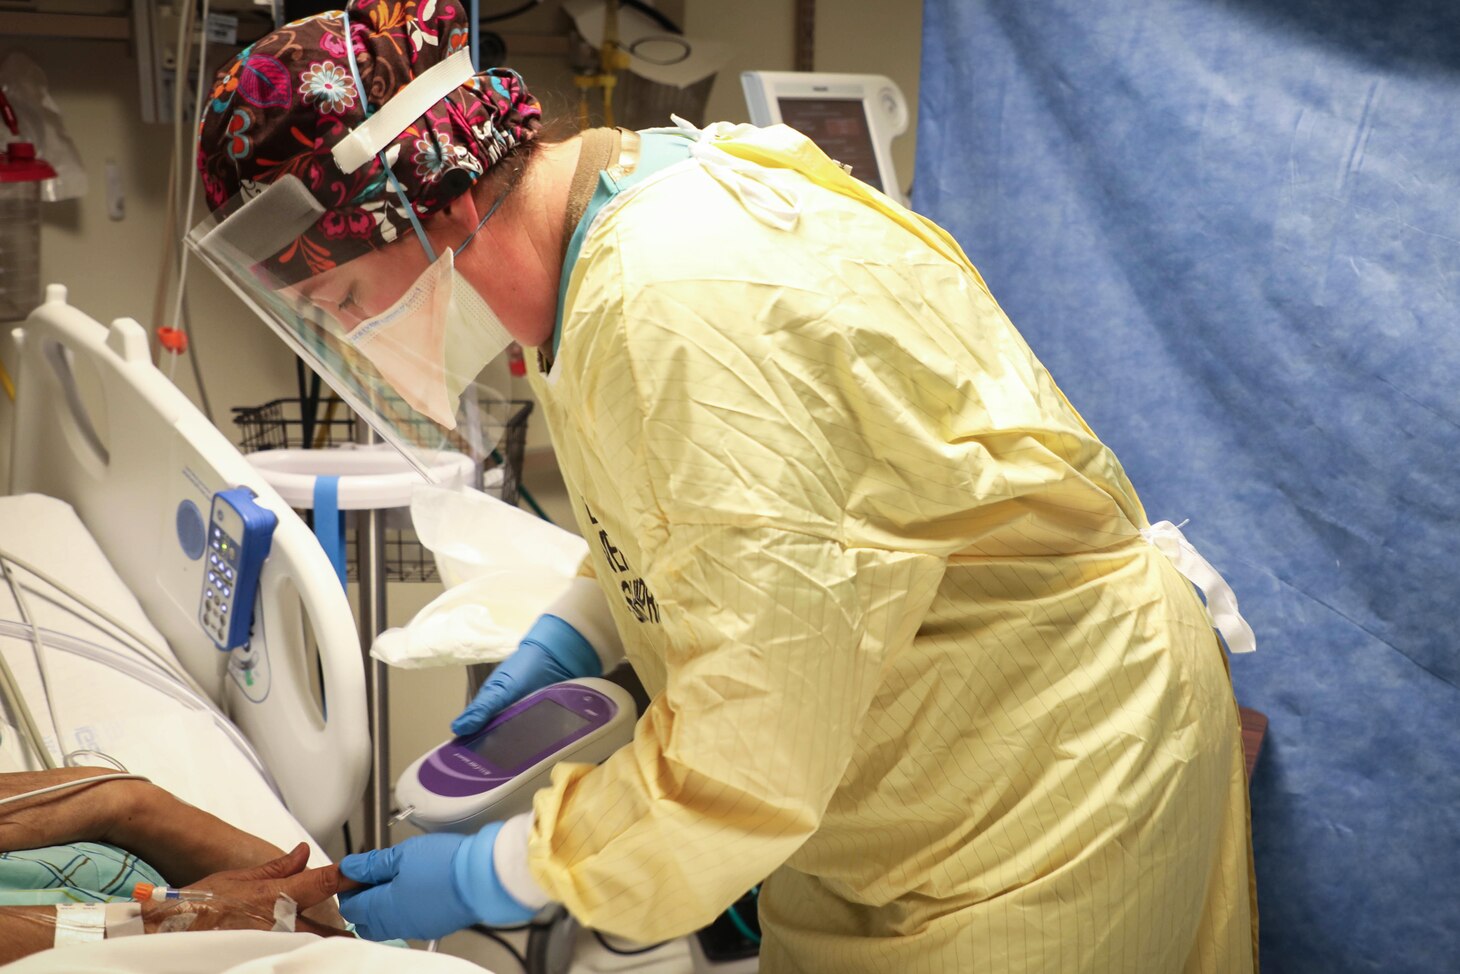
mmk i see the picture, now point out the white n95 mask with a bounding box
[343,246,513,430]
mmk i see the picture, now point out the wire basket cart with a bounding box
[233,395,532,583]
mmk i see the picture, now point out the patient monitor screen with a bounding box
[473,699,590,771]
[776,97,883,191]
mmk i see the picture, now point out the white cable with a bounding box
[64,750,128,771]
[0,773,150,810]
[0,557,60,769]
[170,0,195,241]
[171,0,215,422]
[0,546,198,691]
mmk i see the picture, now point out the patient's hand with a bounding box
[143,843,350,937]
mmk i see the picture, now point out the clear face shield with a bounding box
[188,40,519,480]
[187,176,516,476]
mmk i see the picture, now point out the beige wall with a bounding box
[2,37,300,455]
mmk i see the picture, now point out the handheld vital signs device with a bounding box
[395,678,636,833]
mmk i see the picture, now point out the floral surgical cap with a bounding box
[196,0,541,285]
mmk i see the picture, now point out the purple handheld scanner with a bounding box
[396,678,637,832]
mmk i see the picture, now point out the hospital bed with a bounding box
[0,284,367,883]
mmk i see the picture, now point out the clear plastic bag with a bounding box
[0,53,87,202]
[369,485,589,668]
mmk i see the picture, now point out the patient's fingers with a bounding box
[275,862,345,910]
[222,843,311,882]
[325,864,365,894]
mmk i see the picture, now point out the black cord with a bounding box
[340,820,353,856]
[592,929,668,956]
[621,0,679,33]
[480,0,538,23]
[468,925,529,972]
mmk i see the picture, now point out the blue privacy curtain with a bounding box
[915,2,1459,971]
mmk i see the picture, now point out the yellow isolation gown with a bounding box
[522,122,1257,973]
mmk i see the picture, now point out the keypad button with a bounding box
[223,567,234,581]
[206,588,214,599]
[221,584,231,598]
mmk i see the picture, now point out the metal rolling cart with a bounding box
[235,391,531,850]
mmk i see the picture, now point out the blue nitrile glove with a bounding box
[338,823,536,941]
[452,614,601,736]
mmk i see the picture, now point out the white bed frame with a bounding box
[5,285,369,839]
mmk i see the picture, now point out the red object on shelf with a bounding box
[157,326,189,355]
[0,89,18,136]
[0,91,56,184]
[508,342,526,377]
[0,140,56,184]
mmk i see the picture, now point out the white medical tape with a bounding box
[54,903,105,946]
[271,894,297,933]
[1142,520,1257,654]
[104,902,144,938]
[332,49,475,175]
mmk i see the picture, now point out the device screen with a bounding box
[776,97,883,191]
[471,699,591,772]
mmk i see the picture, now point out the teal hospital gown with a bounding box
[0,842,165,905]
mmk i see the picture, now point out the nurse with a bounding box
[193,3,1258,970]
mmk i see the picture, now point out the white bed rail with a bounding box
[6,285,368,839]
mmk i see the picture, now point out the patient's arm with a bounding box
[1,768,343,905]
[0,768,283,884]
[102,774,292,885]
[0,771,347,962]
[0,907,75,964]
[0,768,141,853]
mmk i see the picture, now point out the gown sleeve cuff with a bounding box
[543,576,626,671]
[493,812,552,910]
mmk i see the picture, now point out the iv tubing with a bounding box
[0,619,278,797]
[0,546,199,691]
[0,560,57,769]
[0,557,61,769]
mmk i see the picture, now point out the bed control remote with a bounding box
[200,488,276,650]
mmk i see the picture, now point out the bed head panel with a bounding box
[7,285,368,838]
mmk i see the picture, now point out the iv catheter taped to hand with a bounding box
[370,485,593,669]
[24,889,334,946]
